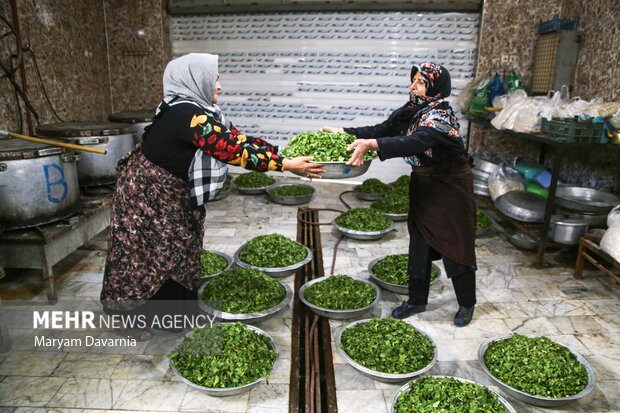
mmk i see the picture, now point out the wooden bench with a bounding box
[574,233,620,284]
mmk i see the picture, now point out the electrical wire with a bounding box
[0,59,40,123]
[13,85,23,133]
[24,47,64,122]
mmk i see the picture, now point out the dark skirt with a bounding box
[101,147,205,311]
[408,155,477,268]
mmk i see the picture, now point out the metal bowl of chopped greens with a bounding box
[169,323,278,397]
[333,208,394,240]
[266,183,315,205]
[298,275,381,320]
[317,160,373,180]
[232,172,276,194]
[478,334,596,407]
[368,256,440,295]
[211,175,233,201]
[336,318,437,383]
[391,376,517,413]
[234,236,313,278]
[200,249,234,278]
[354,178,393,201]
[197,273,293,323]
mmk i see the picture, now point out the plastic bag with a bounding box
[487,164,525,201]
[506,70,524,93]
[608,204,620,228]
[488,72,506,105]
[490,90,542,133]
[609,107,620,129]
[466,75,492,117]
[600,227,620,263]
[456,73,489,112]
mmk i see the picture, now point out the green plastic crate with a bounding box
[540,117,604,143]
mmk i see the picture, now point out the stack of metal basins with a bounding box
[472,157,499,197]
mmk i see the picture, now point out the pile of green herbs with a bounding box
[371,193,409,214]
[168,322,276,389]
[304,275,375,310]
[281,131,377,162]
[239,233,308,268]
[390,175,410,194]
[270,184,313,197]
[334,208,391,232]
[201,268,285,313]
[477,209,492,229]
[200,250,229,277]
[355,178,392,194]
[340,317,434,374]
[234,172,275,188]
[394,376,509,413]
[484,334,588,398]
[372,254,439,286]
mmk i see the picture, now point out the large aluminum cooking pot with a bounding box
[36,122,135,187]
[550,218,589,245]
[108,109,153,144]
[0,139,80,230]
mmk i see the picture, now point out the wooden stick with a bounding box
[0,129,107,155]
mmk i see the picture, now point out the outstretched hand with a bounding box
[283,156,326,179]
[320,126,344,133]
[346,139,378,166]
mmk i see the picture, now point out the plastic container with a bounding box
[540,118,604,144]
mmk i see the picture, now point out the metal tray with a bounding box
[315,160,372,179]
[265,183,315,205]
[472,167,492,182]
[390,376,517,413]
[234,241,312,278]
[555,186,620,214]
[200,250,234,279]
[473,179,490,197]
[478,335,596,407]
[504,227,538,251]
[472,156,500,174]
[336,318,437,383]
[495,190,546,223]
[169,325,279,397]
[197,280,292,323]
[368,258,440,295]
[333,220,395,240]
[299,276,381,319]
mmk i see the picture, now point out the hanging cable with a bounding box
[24,47,64,122]
[0,59,40,124]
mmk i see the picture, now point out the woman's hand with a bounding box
[283,156,326,179]
[321,126,344,133]
[346,139,378,166]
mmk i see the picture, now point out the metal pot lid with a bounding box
[108,109,153,123]
[36,122,133,137]
[0,139,63,160]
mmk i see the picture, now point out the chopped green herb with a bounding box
[281,131,377,162]
[168,322,276,388]
[270,184,314,197]
[304,275,376,310]
[200,250,229,277]
[334,208,391,232]
[340,318,435,374]
[355,178,392,194]
[371,193,409,214]
[233,172,275,188]
[484,334,588,398]
[201,268,286,313]
[372,254,439,285]
[239,233,308,268]
[394,376,509,413]
[477,209,492,229]
[390,175,411,194]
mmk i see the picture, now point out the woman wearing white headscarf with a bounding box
[101,54,323,338]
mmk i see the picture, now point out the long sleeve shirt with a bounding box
[142,103,282,181]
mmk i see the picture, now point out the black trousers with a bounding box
[407,223,476,308]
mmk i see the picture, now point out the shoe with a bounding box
[454,306,475,327]
[391,301,427,319]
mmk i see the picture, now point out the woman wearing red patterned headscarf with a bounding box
[323,63,477,326]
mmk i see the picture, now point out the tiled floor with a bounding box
[0,176,619,413]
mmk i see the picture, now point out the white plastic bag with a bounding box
[600,227,620,263]
[487,164,525,201]
[607,204,620,228]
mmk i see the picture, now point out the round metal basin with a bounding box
[200,250,234,279]
[197,280,292,323]
[368,257,440,295]
[234,241,312,278]
[336,318,437,383]
[382,212,408,222]
[390,376,517,413]
[169,325,278,397]
[299,276,381,320]
[472,167,492,182]
[495,190,546,223]
[266,183,315,205]
[472,157,500,174]
[315,160,372,179]
[478,335,596,407]
[354,185,392,201]
[555,186,620,213]
[333,220,395,240]
[473,179,490,197]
